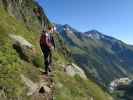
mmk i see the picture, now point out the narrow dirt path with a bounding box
[31,74,55,100]
[21,73,55,100]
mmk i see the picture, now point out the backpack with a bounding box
[40,32,54,48]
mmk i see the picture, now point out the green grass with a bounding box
[0,8,42,99]
[53,52,113,100]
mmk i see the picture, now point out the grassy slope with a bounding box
[68,37,128,85]
[53,52,113,100]
[0,7,41,99]
[0,7,113,100]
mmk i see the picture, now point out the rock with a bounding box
[0,0,50,31]
[21,74,53,99]
[39,87,45,93]
[64,63,87,79]
[42,86,51,93]
[20,74,38,96]
[90,97,94,100]
[0,88,6,99]
[9,34,35,62]
[39,82,51,93]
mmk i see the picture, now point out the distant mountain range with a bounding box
[56,24,133,86]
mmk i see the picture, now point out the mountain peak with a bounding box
[84,30,104,39]
[56,24,79,33]
[64,24,71,28]
[87,29,101,33]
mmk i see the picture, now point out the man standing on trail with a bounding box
[40,27,55,75]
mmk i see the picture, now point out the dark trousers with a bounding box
[41,46,52,73]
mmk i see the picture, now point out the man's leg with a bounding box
[47,50,52,72]
[44,51,49,74]
[49,50,52,66]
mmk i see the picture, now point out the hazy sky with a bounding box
[37,0,133,44]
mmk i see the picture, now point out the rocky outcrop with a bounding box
[9,34,35,62]
[0,0,50,31]
[64,63,87,79]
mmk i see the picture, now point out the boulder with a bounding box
[0,87,6,99]
[64,63,87,79]
[39,81,51,94]
[20,74,38,96]
[39,86,51,93]
[9,34,35,62]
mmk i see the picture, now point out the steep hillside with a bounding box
[0,0,114,100]
[0,0,50,32]
[56,24,133,86]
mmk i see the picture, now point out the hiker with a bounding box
[40,27,55,75]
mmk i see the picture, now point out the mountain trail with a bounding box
[21,72,55,100]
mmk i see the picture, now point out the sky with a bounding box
[37,0,133,44]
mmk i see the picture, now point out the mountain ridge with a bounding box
[56,23,133,45]
[56,23,133,86]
